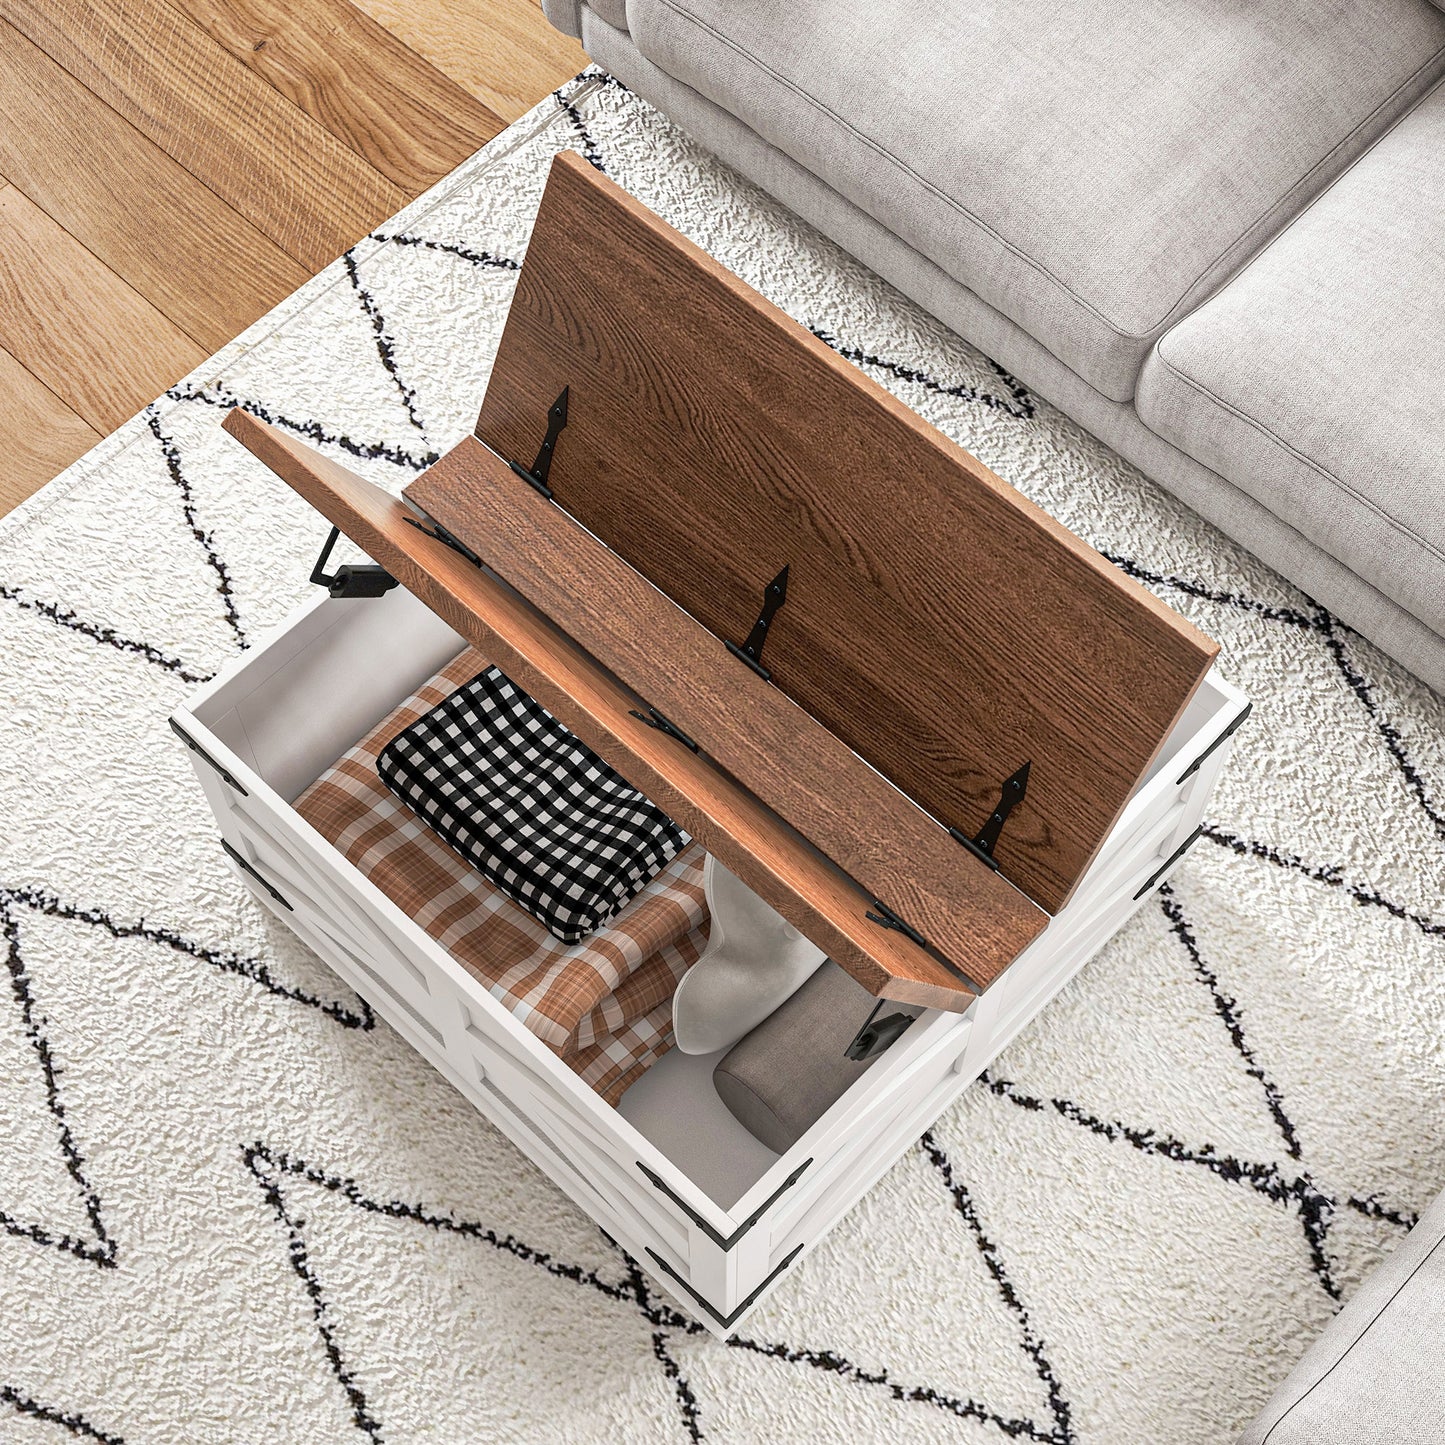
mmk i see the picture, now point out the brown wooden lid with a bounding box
[461,152,1219,914]
[409,434,1045,994]
[224,408,1027,1010]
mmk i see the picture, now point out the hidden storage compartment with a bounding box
[182,583,1242,1283]
[182,584,964,1216]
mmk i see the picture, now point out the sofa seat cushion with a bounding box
[1138,80,1445,643]
[1237,1189,1445,1442]
[625,0,1445,402]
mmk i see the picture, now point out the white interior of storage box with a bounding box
[1151,680,1225,779]
[187,587,1237,1211]
[196,587,467,804]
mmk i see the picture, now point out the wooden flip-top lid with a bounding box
[222,151,1217,1013]
[421,152,1218,913]
[223,410,1026,1011]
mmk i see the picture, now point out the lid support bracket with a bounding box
[845,996,919,1061]
[309,525,398,599]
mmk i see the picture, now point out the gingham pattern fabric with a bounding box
[296,648,709,1104]
[377,663,688,944]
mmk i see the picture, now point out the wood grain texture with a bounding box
[0,19,310,352]
[1,0,405,272]
[170,0,505,192]
[223,408,983,1010]
[0,346,102,515]
[411,436,1047,988]
[0,186,206,432]
[476,152,1220,914]
[349,0,587,122]
[0,0,576,516]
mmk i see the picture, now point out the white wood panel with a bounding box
[173,591,1245,1335]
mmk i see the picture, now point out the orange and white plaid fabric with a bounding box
[296,648,709,1105]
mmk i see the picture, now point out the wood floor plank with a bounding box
[0,346,102,517]
[350,0,587,121]
[0,186,206,433]
[0,0,578,517]
[170,0,505,193]
[0,0,407,271]
[0,20,310,353]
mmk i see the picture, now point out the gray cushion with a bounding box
[625,0,1445,402]
[585,11,1445,694]
[586,0,629,31]
[1238,1189,1445,1443]
[713,961,881,1153]
[542,0,583,38]
[1138,79,1445,646]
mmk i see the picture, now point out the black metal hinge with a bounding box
[864,898,927,950]
[1177,702,1252,784]
[629,706,699,753]
[171,719,248,796]
[507,386,570,500]
[726,564,790,682]
[950,760,1031,871]
[403,514,483,567]
[220,840,293,912]
[309,525,398,600]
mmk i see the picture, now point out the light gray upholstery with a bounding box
[1138,80,1445,648]
[713,961,880,1153]
[625,0,1445,402]
[1237,1190,1445,1443]
[581,12,1445,691]
[586,0,629,32]
[540,0,584,38]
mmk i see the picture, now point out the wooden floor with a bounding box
[0,0,587,519]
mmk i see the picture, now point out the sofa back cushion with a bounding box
[627,0,1445,400]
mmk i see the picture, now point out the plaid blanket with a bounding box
[377,662,688,943]
[296,648,708,1104]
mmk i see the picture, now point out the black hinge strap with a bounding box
[309,525,398,599]
[508,386,570,499]
[1176,702,1252,784]
[629,707,700,753]
[1132,825,1205,901]
[725,564,790,682]
[221,840,294,912]
[950,760,1031,870]
[637,1157,812,1251]
[645,1244,804,1330]
[864,899,927,950]
[171,720,249,797]
[403,515,483,567]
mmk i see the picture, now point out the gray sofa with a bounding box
[541,0,1445,694]
[1238,1192,1445,1442]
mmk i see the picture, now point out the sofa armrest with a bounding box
[1238,1190,1445,1442]
[542,0,584,39]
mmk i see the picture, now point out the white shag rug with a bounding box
[1,73,1443,1445]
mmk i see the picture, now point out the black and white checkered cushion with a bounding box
[377,665,688,944]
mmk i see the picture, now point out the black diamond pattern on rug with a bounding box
[0,70,1438,1443]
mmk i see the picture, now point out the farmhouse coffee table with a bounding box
[172,151,1249,1335]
